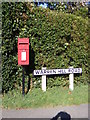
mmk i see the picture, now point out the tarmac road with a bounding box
[1,104,90,119]
[0,109,2,120]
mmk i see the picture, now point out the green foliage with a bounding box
[54,2,88,18]
[73,7,88,18]
[2,2,26,92]
[2,2,89,92]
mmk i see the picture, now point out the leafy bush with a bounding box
[2,2,89,92]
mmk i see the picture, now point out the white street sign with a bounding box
[34,68,82,76]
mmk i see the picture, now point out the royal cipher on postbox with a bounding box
[18,38,29,65]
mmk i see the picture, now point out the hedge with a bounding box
[2,2,89,92]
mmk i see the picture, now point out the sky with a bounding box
[38,3,48,8]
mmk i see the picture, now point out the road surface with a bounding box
[1,104,89,119]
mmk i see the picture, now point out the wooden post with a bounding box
[69,66,74,91]
[42,67,46,92]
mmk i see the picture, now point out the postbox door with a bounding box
[18,38,29,65]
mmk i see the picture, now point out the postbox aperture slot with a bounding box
[19,43,28,45]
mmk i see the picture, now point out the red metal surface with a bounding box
[18,38,29,65]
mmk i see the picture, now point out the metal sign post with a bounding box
[22,66,25,96]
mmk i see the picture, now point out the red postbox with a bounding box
[18,38,29,65]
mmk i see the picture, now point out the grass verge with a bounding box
[2,85,88,109]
